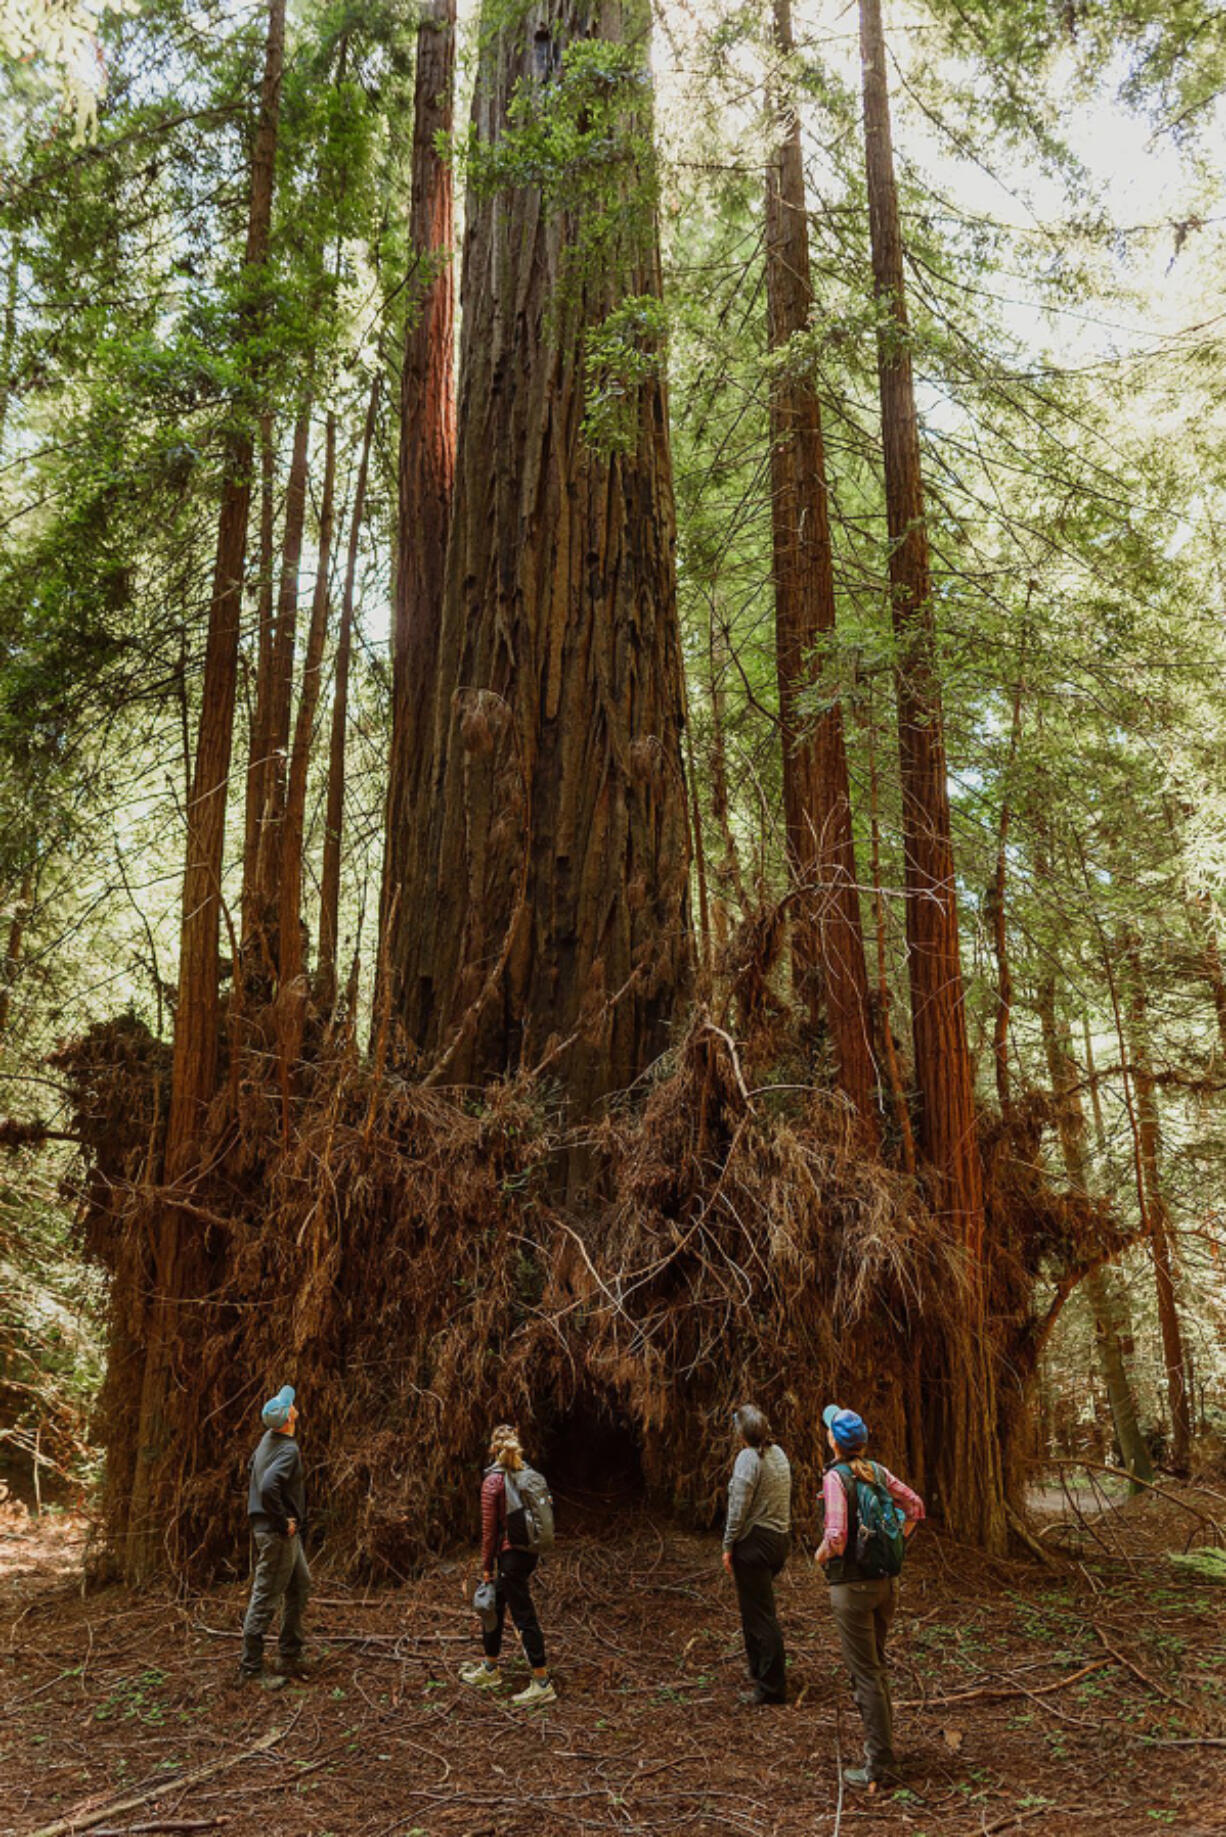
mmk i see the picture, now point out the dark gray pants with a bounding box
[241,1529,310,1675]
[731,1527,789,1702]
[828,1576,898,1775]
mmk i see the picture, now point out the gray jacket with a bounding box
[723,1442,791,1550]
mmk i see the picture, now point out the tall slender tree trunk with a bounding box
[0,234,19,456]
[277,414,337,1079]
[389,0,690,1112]
[859,0,1002,1548]
[0,870,32,1047]
[859,0,982,1242]
[124,0,286,1581]
[1121,936,1192,1468]
[318,375,380,1017]
[765,0,877,1137]
[707,600,746,920]
[988,667,1025,1115]
[246,405,312,952]
[864,687,915,1172]
[1037,977,1153,1486]
[379,0,457,1016]
[242,413,278,909]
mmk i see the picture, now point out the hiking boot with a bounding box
[230,1668,287,1692]
[459,1661,503,1689]
[275,1658,314,1681]
[738,1687,785,1707]
[843,1765,900,1792]
[511,1675,557,1707]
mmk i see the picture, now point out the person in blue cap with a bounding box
[235,1384,311,1690]
[815,1404,924,1790]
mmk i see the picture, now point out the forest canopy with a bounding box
[1,0,1225,1581]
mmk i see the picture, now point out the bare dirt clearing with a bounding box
[0,1489,1223,1836]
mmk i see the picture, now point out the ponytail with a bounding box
[488,1422,525,1472]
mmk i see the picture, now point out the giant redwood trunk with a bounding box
[859,0,1003,1547]
[765,0,877,1139]
[123,0,286,1580]
[379,0,457,1013]
[386,0,690,1112]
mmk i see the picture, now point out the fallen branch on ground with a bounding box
[897,1657,1112,1709]
[1093,1622,1193,1711]
[25,1723,292,1837]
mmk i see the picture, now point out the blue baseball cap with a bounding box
[261,1384,296,1428]
[823,1404,867,1449]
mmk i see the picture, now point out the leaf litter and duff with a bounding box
[1,1483,1223,1837]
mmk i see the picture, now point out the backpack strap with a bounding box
[833,1461,860,1549]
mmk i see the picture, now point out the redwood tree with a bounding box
[766,0,877,1138]
[379,0,457,1014]
[244,403,312,948]
[386,0,691,1112]
[124,0,287,1579]
[318,375,380,1016]
[859,0,1003,1546]
[277,411,337,1071]
[1037,978,1153,1486]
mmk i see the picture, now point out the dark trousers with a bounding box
[482,1548,546,1670]
[731,1526,789,1702]
[828,1576,898,1774]
[241,1529,310,1675]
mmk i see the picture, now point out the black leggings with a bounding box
[482,1548,546,1669]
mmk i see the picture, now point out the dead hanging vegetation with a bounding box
[38,920,1122,1582]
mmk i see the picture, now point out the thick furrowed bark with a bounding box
[389,0,690,1112]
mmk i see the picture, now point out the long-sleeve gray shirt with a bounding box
[723,1443,791,1550]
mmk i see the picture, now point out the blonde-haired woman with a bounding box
[459,1424,555,1705]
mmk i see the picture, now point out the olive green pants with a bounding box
[241,1529,310,1675]
[828,1576,898,1776]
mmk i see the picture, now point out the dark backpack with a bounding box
[502,1464,555,1554]
[837,1461,906,1579]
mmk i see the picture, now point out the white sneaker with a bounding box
[459,1662,502,1689]
[511,1675,557,1707]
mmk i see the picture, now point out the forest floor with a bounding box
[1,1480,1224,1837]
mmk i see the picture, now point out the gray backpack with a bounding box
[503,1464,555,1554]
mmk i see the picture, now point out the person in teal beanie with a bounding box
[815,1404,925,1791]
[235,1385,311,1690]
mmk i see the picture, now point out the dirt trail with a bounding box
[0,1492,1222,1836]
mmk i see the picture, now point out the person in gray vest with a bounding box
[235,1384,311,1690]
[815,1405,924,1789]
[722,1403,791,1706]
